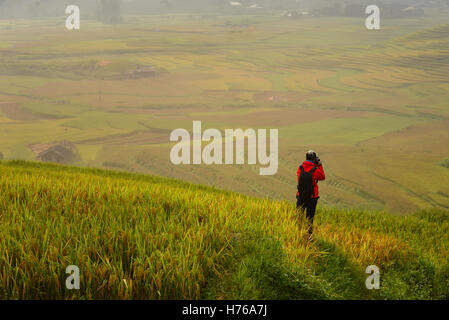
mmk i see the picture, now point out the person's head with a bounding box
[306,150,317,162]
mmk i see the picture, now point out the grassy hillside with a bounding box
[0,160,448,299]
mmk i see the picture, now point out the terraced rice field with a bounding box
[0,12,449,213]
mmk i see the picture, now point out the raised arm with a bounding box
[313,164,325,181]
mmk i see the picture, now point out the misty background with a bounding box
[0,0,448,20]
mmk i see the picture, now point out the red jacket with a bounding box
[297,160,325,198]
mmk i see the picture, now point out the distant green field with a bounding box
[0,13,449,213]
[0,161,448,299]
[280,116,421,145]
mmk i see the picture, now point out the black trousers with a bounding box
[296,196,319,235]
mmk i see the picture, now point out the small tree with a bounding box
[97,0,122,24]
[0,0,6,18]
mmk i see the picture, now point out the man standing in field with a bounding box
[297,150,325,237]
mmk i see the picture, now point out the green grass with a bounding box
[441,158,449,169]
[280,115,420,145]
[22,101,89,118]
[63,111,150,131]
[0,160,447,299]
[318,69,362,93]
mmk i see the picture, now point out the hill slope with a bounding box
[0,160,448,299]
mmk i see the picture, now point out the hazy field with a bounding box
[1,12,449,213]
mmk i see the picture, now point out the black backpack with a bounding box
[297,165,317,203]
